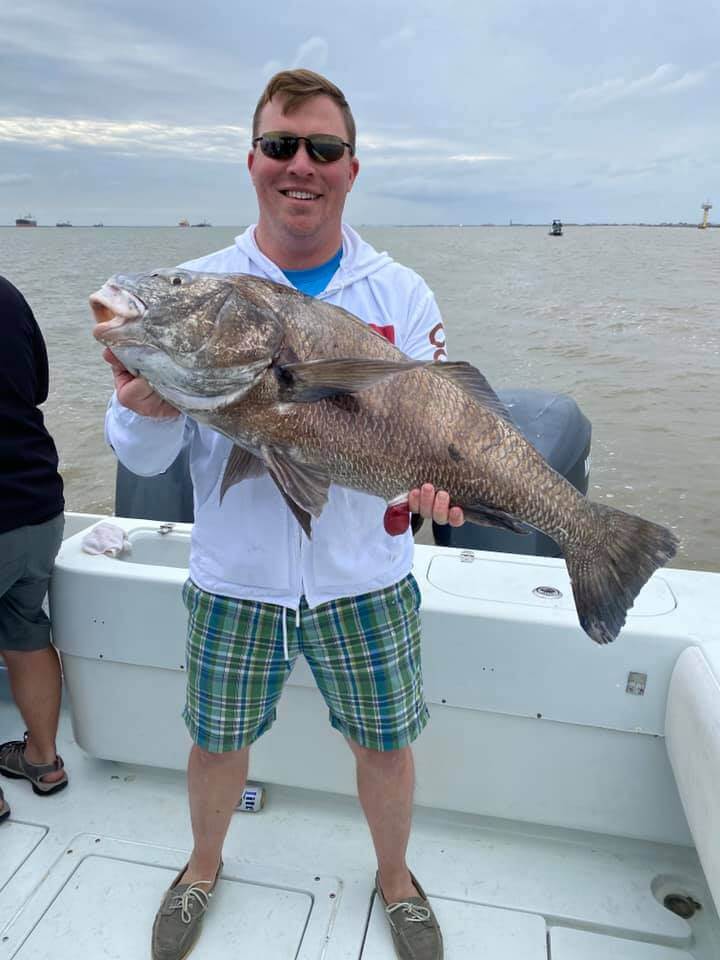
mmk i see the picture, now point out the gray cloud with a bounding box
[262,36,330,79]
[0,173,32,186]
[1,0,718,225]
[567,62,717,109]
[0,117,247,162]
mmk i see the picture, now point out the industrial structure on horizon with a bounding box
[699,200,713,229]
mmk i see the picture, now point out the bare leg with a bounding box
[181,744,249,884]
[1,646,64,782]
[348,740,419,902]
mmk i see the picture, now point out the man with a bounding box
[0,276,68,824]
[102,69,462,960]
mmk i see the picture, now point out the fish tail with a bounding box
[564,503,679,644]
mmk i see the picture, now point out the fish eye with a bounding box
[170,276,183,286]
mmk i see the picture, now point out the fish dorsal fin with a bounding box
[430,362,514,424]
[261,445,332,538]
[274,357,422,402]
[219,445,266,503]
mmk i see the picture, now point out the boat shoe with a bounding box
[151,860,222,960]
[0,786,9,823]
[376,871,444,960]
[0,733,68,796]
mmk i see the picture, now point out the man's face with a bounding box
[248,94,359,259]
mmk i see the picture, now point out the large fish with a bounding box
[90,269,678,645]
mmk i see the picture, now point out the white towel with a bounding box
[81,522,131,557]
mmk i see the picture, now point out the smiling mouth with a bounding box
[281,189,321,201]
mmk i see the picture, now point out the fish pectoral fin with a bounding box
[274,357,422,402]
[262,445,332,538]
[269,477,313,539]
[219,445,266,503]
[462,503,530,533]
[430,362,514,424]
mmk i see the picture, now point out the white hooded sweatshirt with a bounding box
[105,223,445,609]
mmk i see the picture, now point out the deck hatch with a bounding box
[425,552,676,617]
[0,823,47,896]
[362,894,547,958]
[1,836,340,960]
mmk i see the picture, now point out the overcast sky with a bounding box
[1,0,718,226]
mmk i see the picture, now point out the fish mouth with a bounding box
[90,278,269,411]
[90,281,147,344]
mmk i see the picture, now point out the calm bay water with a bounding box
[1,225,718,571]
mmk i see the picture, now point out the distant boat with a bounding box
[93,223,104,228]
[56,220,72,228]
[178,218,190,227]
[549,219,563,236]
[192,219,212,227]
[15,213,37,227]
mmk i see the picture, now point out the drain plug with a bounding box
[663,894,702,919]
[533,585,562,599]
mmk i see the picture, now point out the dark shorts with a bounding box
[0,514,64,652]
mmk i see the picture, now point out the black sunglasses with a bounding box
[252,131,354,164]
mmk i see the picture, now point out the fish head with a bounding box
[90,269,285,412]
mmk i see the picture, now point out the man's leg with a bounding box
[151,744,248,960]
[302,576,428,902]
[181,743,249,883]
[152,584,291,960]
[348,739,419,902]
[1,646,64,783]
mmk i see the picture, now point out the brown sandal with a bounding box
[0,733,68,797]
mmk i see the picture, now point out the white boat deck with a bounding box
[1,702,718,959]
[2,514,719,957]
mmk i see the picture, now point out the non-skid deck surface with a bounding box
[0,702,718,959]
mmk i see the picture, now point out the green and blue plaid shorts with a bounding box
[182,574,429,753]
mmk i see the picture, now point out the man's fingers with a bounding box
[449,506,465,527]
[102,347,123,368]
[408,485,465,526]
[431,489,450,523]
[419,483,435,519]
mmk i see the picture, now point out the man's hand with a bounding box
[103,348,180,419]
[408,484,464,526]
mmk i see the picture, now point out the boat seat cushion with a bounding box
[666,642,720,912]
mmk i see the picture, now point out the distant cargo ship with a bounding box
[192,220,211,227]
[15,213,37,227]
[56,220,72,228]
[178,218,190,227]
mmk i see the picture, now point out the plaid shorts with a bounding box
[182,574,429,753]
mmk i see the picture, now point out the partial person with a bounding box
[101,69,462,960]
[0,276,68,825]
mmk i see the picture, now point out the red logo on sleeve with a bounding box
[369,324,396,344]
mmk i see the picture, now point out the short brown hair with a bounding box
[252,69,356,153]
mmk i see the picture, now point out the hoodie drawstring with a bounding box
[281,605,302,663]
[281,609,289,662]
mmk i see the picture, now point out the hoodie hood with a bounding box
[233,224,394,297]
